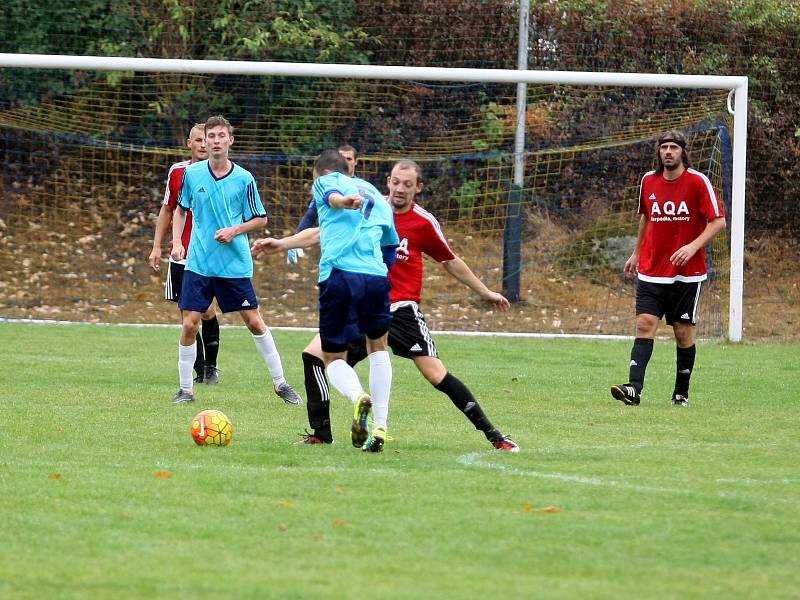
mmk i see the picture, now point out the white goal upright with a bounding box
[0,53,747,341]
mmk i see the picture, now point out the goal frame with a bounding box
[0,53,748,341]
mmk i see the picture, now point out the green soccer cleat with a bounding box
[362,426,387,453]
[350,393,372,448]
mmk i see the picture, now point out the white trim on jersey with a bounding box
[638,170,656,213]
[638,272,708,284]
[686,168,722,216]
[163,160,191,206]
[411,204,452,254]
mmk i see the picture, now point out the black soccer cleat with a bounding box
[610,383,640,406]
[203,366,220,385]
[671,394,689,407]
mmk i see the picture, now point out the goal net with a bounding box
[0,60,739,338]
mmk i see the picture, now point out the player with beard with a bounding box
[610,130,726,407]
[253,160,519,452]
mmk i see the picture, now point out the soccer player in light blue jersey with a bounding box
[308,149,398,451]
[169,115,301,406]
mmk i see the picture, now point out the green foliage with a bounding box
[0,0,134,104]
[449,178,483,220]
[473,92,506,152]
[730,0,800,26]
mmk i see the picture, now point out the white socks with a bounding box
[326,359,364,403]
[369,350,392,429]
[326,351,393,430]
[178,341,197,391]
[252,330,286,386]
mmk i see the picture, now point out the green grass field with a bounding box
[2,322,799,599]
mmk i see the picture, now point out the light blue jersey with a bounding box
[313,173,399,282]
[178,160,266,278]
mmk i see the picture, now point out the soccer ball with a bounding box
[190,409,233,447]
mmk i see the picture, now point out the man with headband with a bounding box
[610,130,726,407]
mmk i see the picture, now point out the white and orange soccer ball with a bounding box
[190,409,233,447]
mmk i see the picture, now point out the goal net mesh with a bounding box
[0,69,732,337]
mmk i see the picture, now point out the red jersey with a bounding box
[163,160,193,254]
[637,168,724,283]
[390,202,456,304]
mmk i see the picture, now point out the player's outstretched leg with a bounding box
[434,371,519,452]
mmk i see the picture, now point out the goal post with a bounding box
[0,53,748,341]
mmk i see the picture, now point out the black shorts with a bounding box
[164,260,185,302]
[635,279,703,326]
[341,304,438,364]
[387,303,439,359]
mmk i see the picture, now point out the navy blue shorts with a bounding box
[318,269,391,353]
[180,270,258,314]
[635,279,703,326]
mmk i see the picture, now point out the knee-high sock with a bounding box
[179,342,197,391]
[674,344,696,398]
[369,351,392,430]
[326,359,363,404]
[303,352,332,440]
[202,316,220,367]
[252,330,285,385]
[193,333,204,377]
[434,372,500,440]
[628,337,654,393]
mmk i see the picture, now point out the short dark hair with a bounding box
[205,115,233,135]
[337,144,358,158]
[655,130,691,173]
[314,149,350,176]
[391,159,423,184]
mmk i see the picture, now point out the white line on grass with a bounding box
[457,452,799,503]
[457,451,689,494]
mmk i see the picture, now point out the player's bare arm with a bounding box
[170,206,188,261]
[252,227,321,258]
[624,214,649,279]
[328,193,363,209]
[148,203,177,271]
[669,216,727,267]
[214,216,268,245]
[441,257,511,311]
